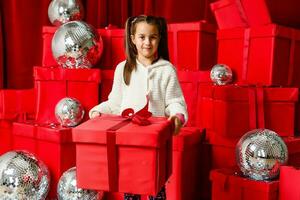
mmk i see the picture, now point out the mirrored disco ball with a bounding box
[210,64,233,85]
[57,167,104,200]
[236,129,288,180]
[0,150,50,200]
[55,97,85,127]
[52,21,103,69]
[48,0,84,26]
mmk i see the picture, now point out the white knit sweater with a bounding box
[89,58,188,122]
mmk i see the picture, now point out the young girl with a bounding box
[89,15,188,200]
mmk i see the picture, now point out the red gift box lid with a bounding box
[12,122,37,138]
[73,115,173,148]
[217,24,300,40]
[168,20,216,33]
[210,168,279,192]
[173,127,205,151]
[36,125,73,143]
[33,66,101,82]
[200,85,298,102]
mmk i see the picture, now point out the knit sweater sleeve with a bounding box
[164,67,188,125]
[89,62,124,117]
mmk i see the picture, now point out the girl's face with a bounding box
[131,22,160,63]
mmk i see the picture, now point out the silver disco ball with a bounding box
[52,21,103,69]
[48,0,84,26]
[236,129,288,180]
[210,64,233,85]
[55,97,85,127]
[57,167,104,200]
[0,151,50,200]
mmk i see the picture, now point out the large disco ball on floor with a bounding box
[236,129,288,180]
[0,150,50,200]
[52,21,103,69]
[48,0,84,26]
[57,167,104,200]
[55,97,85,127]
[210,64,233,85]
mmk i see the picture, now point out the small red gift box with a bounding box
[211,0,300,29]
[217,24,300,86]
[279,166,300,200]
[41,26,125,69]
[98,28,125,69]
[73,115,173,195]
[12,121,76,199]
[199,85,298,139]
[210,168,279,200]
[208,133,300,169]
[0,89,35,121]
[33,66,100,124]
[168,21,217,71]
[166,127,204,200]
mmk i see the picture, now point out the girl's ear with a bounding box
[131,34,136,45]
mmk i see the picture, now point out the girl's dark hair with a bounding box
[123,15,169,85]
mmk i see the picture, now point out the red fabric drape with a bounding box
[0,0,215,89]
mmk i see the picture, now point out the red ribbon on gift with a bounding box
[106,97,152,191]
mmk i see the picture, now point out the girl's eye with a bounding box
[139,36,145,39]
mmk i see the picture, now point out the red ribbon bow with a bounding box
[121,98,152,126]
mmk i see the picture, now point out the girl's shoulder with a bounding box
[114,60,127,74]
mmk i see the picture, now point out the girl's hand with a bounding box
[90,111,101,119]
[168,115,183,136]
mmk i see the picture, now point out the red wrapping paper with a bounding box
[33,66,100,124]
[73,115,173,195]
[210,168,279,200]
[168,21,217,71]
[199,85,298,140]
[217,24,300,86]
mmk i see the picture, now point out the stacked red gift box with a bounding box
[207,0,300,199]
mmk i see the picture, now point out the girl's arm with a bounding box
[89,62,124,118]
[164,67,188,130]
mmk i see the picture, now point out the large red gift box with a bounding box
[168,21,216,71]
[211,0,300,29]
[279,166,300,200]
[217,24,300,86]
[12,122,76,199]
[198,85,298,140]
[73,115,173,195]
[166,127,204,200]
[210,168,279,200]
[33,66,100,123]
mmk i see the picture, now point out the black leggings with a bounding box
[124,187,166,200]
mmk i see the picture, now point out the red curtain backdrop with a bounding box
[0,0,215,89]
